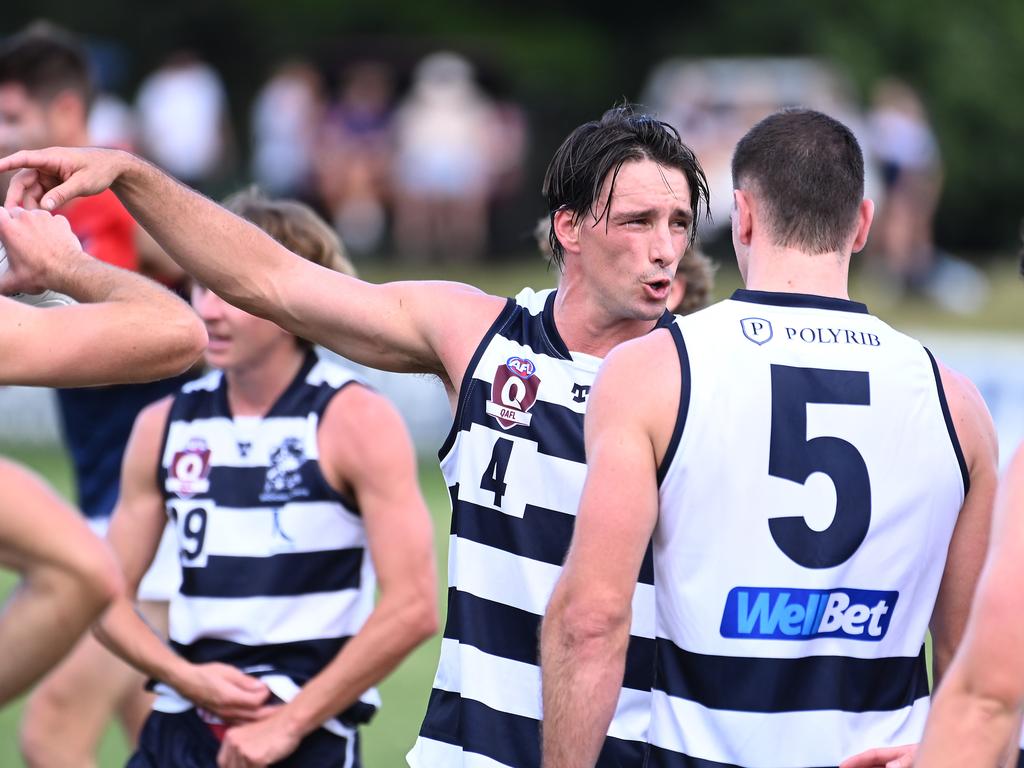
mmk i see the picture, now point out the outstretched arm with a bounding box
[541,331,677,767]
[0,206,206,387]
[218,384,438,766]
[914,443,1024,768]
[0,147,503,384]
[0,460,123,705]
[94,398,270,723]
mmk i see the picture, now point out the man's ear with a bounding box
[732,189,754,247]
[553,209,581,256]
[850,198,875,254]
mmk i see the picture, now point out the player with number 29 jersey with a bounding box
[409,287,672,767]
[651,290,967,767]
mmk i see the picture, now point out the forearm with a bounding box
[94,596,193,693]
[540,605,630,768]
[0,563,118,704]
[277,591,436,737]
[917,671,1022,767]
[113,155,289,317]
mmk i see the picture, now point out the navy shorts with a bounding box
[127,709,361,768]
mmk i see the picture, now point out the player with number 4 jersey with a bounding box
[93,191,437,768]
[541,109,998,768]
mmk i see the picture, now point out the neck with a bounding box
[743,242,851,299]
[225,346,307,417]
[553,276,660,359]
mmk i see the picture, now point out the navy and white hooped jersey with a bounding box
[154,351,380,731]
[409,288,671,768]
[651,290,968,768]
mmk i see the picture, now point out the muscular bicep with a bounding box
[269,257,504,382]
[930,361,999,681]
[319,386,434,592]
[107,397,173,593]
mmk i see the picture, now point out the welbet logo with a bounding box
[720,586,898,641]
[741,317,773,345]
[486,357,541,429]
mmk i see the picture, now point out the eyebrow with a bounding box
[611,207,693,223]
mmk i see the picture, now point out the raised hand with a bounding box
[0,207,84,295]
[0,147,130,210]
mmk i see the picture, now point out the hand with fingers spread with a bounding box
[840,744,917,768]
[0,207,85,296]
[0,146,132,211]
[216,706,304,768]
[174,662,271,724]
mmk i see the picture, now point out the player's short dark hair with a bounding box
[732,109,864,255]
[0,21,93,106]
[542,104,709,270]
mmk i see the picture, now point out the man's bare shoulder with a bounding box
[933,355,998,473]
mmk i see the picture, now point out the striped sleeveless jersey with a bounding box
[154,351,380,731]
[409,287,671,768]
[652,290,968,767]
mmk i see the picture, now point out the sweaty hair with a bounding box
[0,21,93,106]
[732,109,864,255]
[222,188,355,349]
[542,104,709,270]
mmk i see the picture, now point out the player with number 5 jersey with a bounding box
[92,191,437,768]
[541,109,999,768]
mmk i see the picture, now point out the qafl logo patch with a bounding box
[166,437,212,498]
[486,356,541,429]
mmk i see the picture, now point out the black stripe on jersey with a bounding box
[647,745,833,768]
[169,636,376,724]
[655,638,929,713]
[924,347,970,496]
[730,289,870,315]
[450,484,655,583]
[179,463,351,510]
[443,588,655,693]
[419,688,646,768]
[658,322,691,486]
[459,385,587,463]
[179,548,365,598]
[439,298,518,459]
[539,289,572,359]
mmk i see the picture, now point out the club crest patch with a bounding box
[260,437,310,502]
[486,356,541,429]
[167,438,212,498]
[741,317,773,345]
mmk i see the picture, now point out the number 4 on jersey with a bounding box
[480,438,514,507]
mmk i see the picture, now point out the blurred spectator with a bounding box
[251,59,324,200]
[316,60,395,254]
[88,91,136,151]
[392,52,496,262]
[867,78,988,313]
[135,51,234,192]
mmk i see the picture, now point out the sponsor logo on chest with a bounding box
[486,356,541,429]
[720,586,898,641]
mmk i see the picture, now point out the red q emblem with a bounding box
[486,357,541,429]
[166,438,212,498]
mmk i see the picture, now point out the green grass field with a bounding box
[0,445,452,768]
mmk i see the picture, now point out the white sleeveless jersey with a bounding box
[651,290,968,768]
[409,288,672,768]
[152,352,381,733]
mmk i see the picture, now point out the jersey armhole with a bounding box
[437,297,517,460]
[657,323,691,487]
[313,378,364,514]
[924,346,971,497]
